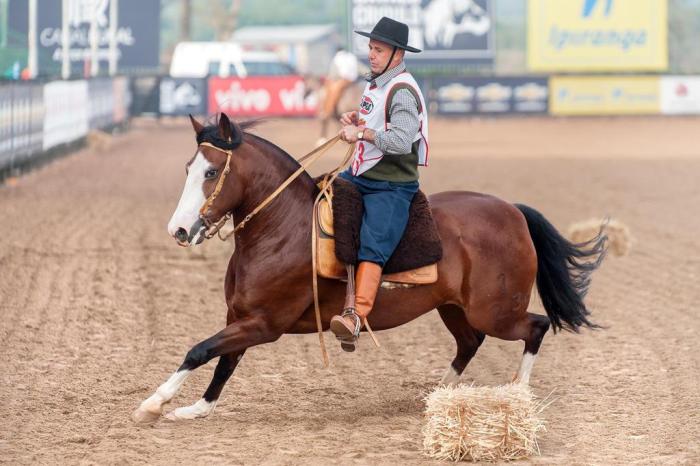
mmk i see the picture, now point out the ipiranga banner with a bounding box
[528,0,668,72]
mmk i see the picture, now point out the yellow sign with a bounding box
[550,76,660,115]
[528,0,668,72]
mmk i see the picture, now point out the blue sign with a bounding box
[8,0,160,75]
[432,77,549,115]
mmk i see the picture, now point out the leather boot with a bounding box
[330,261,383,348]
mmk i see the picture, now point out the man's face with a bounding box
[367,39,403,75]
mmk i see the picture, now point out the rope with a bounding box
[311,143,357,366]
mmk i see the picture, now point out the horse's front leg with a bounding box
[164,350,245,421]
[132,316,279,424]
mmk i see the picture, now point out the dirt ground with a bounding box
[1,116,699,465]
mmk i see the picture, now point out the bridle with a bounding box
[195,135,347,242]
[196,142,235,240]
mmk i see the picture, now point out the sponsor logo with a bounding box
[550,76,660,115]
[528,0,667,72]
[173,82,202,107]
[515,82,548,101]
[675,83,688,98]
[359,95,374,115]
[477,82,511,102]
[210,77,317,116]
[582,0,613,18]
[437,83,474,102]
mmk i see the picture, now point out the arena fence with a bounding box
[0,76,131,180]
[2,73,699,181]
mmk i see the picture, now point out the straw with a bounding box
[422,383,549,462]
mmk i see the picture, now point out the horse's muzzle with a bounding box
[174,227,189,245]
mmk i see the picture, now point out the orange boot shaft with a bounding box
[354,261,383,319]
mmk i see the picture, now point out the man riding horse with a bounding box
[330,17,429,348]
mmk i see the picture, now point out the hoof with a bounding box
[164,408,197,421]
[132,406,162,424]
[164,399,215,421]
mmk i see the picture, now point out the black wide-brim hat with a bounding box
[355,17,421,53]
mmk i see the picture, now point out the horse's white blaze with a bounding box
[165,398,217,421]
[515,352,537,385]
[134,369,191,420]
[167,151,211,239]
[440,365,461,386]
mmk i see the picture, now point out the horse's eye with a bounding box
[205,169,218,179]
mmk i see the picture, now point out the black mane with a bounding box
[197,118,307,179]
[196,119,264,151]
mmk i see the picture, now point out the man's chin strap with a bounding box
[370,46,397,81]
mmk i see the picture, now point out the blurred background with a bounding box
[1,0,700,176]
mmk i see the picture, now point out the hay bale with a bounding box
[422,384,548,462]
[87,130,113,152]
[568,218,632,257]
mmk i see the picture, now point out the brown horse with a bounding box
[132,113,606,423]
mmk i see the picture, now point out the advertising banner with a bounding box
[550,76,660,115]
[160,78,208,116]
[43,80,89,150]
[660,76,700,115]
[528,0,668,72]
[349,0,494,63]
[9,0,160,74]
[432,77,549,115]
[208,76,318,117]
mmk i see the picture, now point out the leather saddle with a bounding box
[314,181,439,286]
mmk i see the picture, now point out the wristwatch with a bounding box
[357,130,364,141]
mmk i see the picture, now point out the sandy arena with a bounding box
[1,117,698,464]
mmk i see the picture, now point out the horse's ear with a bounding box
[189,114,204,135]
[218,112,233,142]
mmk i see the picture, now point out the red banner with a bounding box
[208,76,317,117]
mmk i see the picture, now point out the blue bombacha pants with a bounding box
[340,170,419,267]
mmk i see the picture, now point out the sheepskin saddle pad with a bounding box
[315,176,442,284]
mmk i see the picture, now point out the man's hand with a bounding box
[339,124,363,143]
[340,111,359,126]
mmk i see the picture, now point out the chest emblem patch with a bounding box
[360,95,374,115]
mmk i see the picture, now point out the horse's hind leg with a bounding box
[513,313,551,385]
[437,305,485,385]
[164,350,245,421]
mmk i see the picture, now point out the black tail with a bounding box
[515,204,607,333]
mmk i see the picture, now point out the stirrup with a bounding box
[330,307,361,352]
[340,309,361,353]
[340,307,362,338]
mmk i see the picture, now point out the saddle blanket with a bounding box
[317,176,443,275]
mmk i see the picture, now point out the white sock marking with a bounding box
[440,365,461,386]
[136,369,192,417]
[515,352,537,385]
[165,398,217,421]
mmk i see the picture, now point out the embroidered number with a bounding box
[353,142,365,173]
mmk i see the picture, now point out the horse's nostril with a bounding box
[175,228,188,242]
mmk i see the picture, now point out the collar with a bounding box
[368,61,406,89]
